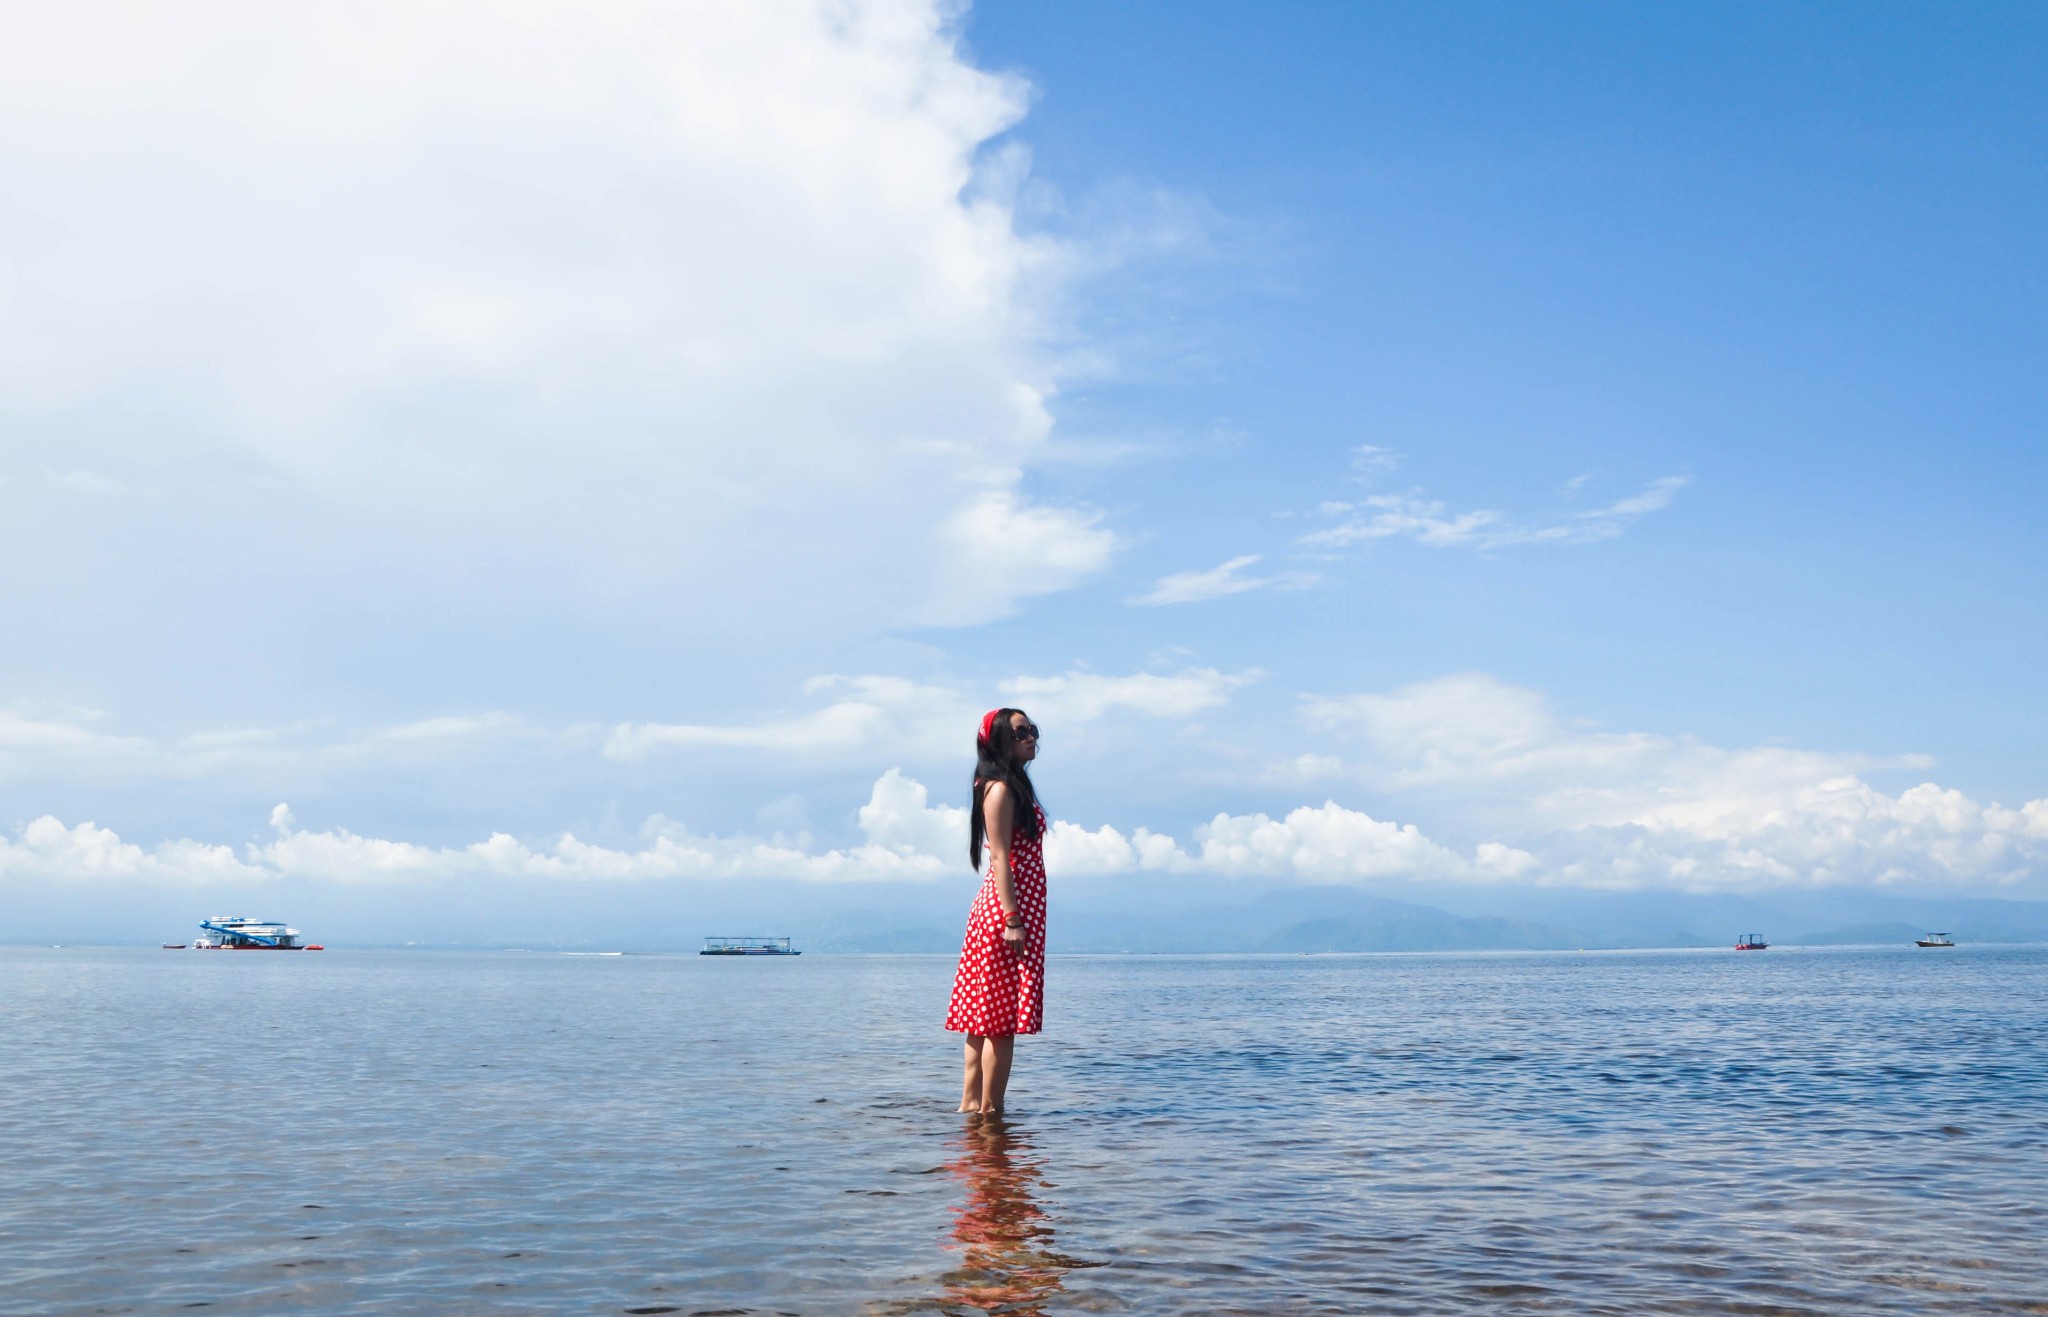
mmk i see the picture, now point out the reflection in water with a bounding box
[939,1118,1080,1315]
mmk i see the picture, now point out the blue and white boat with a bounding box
[191,916,322,950]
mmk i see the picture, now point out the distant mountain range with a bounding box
[797,886,2048,954]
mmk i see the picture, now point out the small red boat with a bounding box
[1735,933,1768,950]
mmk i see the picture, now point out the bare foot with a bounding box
[956,1101,981,1113]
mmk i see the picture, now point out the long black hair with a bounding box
[969,707,1042,871]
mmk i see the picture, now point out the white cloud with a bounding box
[1299,476,1688,553]
[1298,494,1506,550]
[364,714,524,745]
[924,490,1119,626]
[1,709,154,760]
[1129,554,1271,606]
[857,767,968,863]
[3,662,1259,790]
[0,775,1490,889]
[0,705,549,787]
[7,758,2045,895]
[1042,820,1140,873]
[608,665,1260,762]
[0,816,260,885]
[1188,802,1470,881]
[1475,841,1540,878]
[44,469,128,496]
[0,0,1116,636]
[998,667,1259,724]
[1351,445,1401,479]
[1591,475,1688,521]
[1538,777,2048,892]
[1,771,972,888]
[1303,673,1655,791]
[606,676,966,762]
[1297,671,2048,891]
[1301,672,1928,827]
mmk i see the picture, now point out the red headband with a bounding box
[978,708,1003,746]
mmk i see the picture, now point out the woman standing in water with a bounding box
[946,708,1047,1114]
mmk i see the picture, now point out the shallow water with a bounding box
[3,945,2044,1315]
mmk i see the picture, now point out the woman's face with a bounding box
[1008,711,1038,764]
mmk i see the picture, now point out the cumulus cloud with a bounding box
[0,817,260,886]
[857,767,969,862]
[0,775,1498,889]
[0,0,1116,640]
[1185,802,1470,881]
[1540,778,2048,892]
[7,758,2045,895]
[0,771,971,888]
[1296,671,2048,891]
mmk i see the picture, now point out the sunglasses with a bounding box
[1011,723,1041,740]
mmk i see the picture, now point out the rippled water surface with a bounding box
[4,946,2045,1315]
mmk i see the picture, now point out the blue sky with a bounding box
[2,1,2044,927]
[969,0,2046,780]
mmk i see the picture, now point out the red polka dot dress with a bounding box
[945,803,1048,1037]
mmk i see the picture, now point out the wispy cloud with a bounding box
[605,665,1262,762]
[1130,554,1272,606]
[1301,475,1689,553]
[43,468,128,496]
[1589,475,1688,522]
[1350,444,1401,479]
[0,705,548,787]
[1000,667,1261,722]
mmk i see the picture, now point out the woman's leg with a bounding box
[978,1033,1015,1113]
[959,1035,985,1112]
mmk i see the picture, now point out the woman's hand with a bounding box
[1002,924,1024,943]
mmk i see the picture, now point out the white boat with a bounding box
[191,916,323,950]
[1915,932,1955,948]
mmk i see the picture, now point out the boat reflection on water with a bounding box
[938,1118,1096,1315]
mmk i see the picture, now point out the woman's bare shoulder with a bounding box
[980,778,1012,804]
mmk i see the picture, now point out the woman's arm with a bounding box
[982,782,1025,942]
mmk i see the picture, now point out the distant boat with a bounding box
[700,936,800,956]
[1735,933,1768,951]
[1916,932,1956,948]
